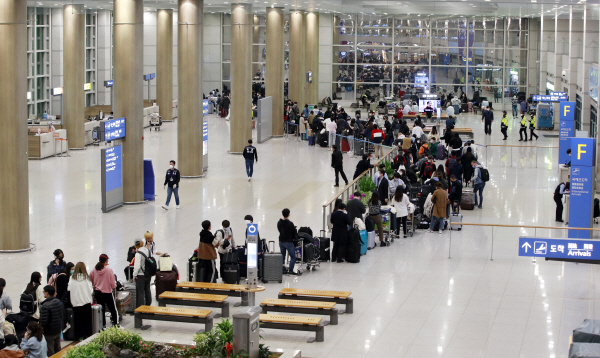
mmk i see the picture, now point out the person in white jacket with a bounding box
[133,239,152,308]
[23,272,45,320]
[391,189,410,238]
[67,262,93,340]
[216,220,236,277]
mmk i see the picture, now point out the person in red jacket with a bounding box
[371,123,385,159]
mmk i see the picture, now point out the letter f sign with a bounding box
[564,105,571,116]
[578,144,587,159]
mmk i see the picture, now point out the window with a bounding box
[27,7,51,117]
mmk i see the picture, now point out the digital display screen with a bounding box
[104,117,126,141]
[247,243,257,268]
[105,146,122,192]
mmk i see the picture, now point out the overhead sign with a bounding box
[101,145,123,213]
[103,117,126,141]
[519,237,599,260]
[533,93,568,102]
[144,73,156,81]
[84,83,92,91]
[104,80,113,87]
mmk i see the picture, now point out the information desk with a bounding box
[28,129,67,159]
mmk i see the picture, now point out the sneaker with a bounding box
[176,205,180,209]
[334,184,339,187]
[291,271,302,276]
[404,235,407,238]
[478,205,482,209]
[439,230,443,235]
[426,230,434,233]
[380,242,387,247]
[248,178,251,182]
[162,205,168,210]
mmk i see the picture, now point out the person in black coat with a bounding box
[330,203,351,263]
[40,285,64,356]
[331,145,348,187]
[353,153,374,179]
[375,169,390,204]
[346,192,366,224]
[461,147,476,185]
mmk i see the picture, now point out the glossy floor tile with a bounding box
[2,107,599,358]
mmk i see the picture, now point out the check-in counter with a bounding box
[84,121,100,145]
[170,100,178,121]
[143,105,159,128]
[28,129,68,159]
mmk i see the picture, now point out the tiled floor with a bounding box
[3,107,600,358]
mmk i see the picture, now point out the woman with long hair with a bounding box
[23,273,45,320]
[20,321,47,358]
[54,262,74,300]
[68,262,93,340]
[368,191,386,246]
[89,255,118,328]
[392,189,411,238]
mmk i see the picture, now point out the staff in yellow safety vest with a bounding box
[519,114,528,141]
[528,114,539,141]
[501,110,509,140]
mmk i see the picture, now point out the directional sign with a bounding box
[247,223,258,235]
[533,93,568,102]
[519,237,600,260]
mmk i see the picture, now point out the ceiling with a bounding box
[26,0,600,18]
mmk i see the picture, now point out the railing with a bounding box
[322,145,398,233]
[448,222,600,260]
[483,144,559,168]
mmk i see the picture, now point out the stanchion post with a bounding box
[510,147,513,167]
[490,227,494,261]
[448,226,452,259]
[535,147,538,168]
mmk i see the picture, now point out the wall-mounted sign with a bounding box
[533,93,568,102]
[104,80,113,87]
[52,87,63,96]
[27,92,32,100]
[84,83,92,91]
[306,71,312,83]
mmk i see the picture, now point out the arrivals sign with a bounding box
[519,237,599,260]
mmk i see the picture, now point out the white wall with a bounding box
[203,13,222,96]
[318,14,333,102]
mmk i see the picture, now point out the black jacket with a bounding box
[243,145,258,161]
[312,117,323,132]
[40,297,64,335]
[222,97,230,108]
[376,176,389,202]
[346,198,366,223]
[449,180,463,203]
[353,159,374,179]
[330,210,351,244]
[482,109,494,123]
[277,219,297,243]
[331,150,343,168]
[164,168,180,188]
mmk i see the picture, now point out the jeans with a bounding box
[245,159,254,178]
[135,275,152,308]
[279,241,296,273]
[474,183,485,207]
[369,214,384,242]
[430,216,445,231]
[512,104,518,117]
[166,186,179,206]
[484,121,492,135]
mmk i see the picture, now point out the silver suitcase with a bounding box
[123,282,137,314]
[262,242,283,283]
[91,304,104,333]
[450,213,463,230]
[367,231,376,249]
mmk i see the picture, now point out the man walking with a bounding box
[331,145,348,187]
[427,182,447,234]
[481,106,494,135]
[162,160,180,210]
[511,95,519,118]
[519,114,528,141]
[243,139,258,182]
[40,285,64,356]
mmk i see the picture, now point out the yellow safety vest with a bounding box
[530,116,536,128]
[502,116,508,127]
[520,118,527,128]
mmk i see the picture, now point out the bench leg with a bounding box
[158,299,166,307]
[134,313,142,329]
[330,308,339,325]
[277,293,284,299]
[346,298,353,314]
[204,316,214,333]
[260,305,268,314]
[221,302,230,318]
[307,325,325,343]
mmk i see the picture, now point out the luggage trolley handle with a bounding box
[268,240,276,254]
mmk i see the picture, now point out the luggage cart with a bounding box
[381,208,397,244]
[149,113,162,131]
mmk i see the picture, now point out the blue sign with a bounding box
[569,137,596,239]
[203,99,208,116]
[144,73,155,81]
[533,93,568,102]
[104,117,126,141]
[104,80,113,87]
[105,146,122,192]
[559,101,575,165]
[572,137,597,167]
[247,223,258,235]
[519,237,599,260]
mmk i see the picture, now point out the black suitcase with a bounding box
[155,270,178,299]
[223,250,240,264]
[262,242,283,283]
[345,228,361,263]
[595,198,600,222]
[222,263,240,284]
[317,132,328,147]
[303,243,316,263]
[64,307,75,340]
[317,231,331,262]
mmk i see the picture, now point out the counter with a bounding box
[28,129,68,159]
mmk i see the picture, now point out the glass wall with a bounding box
[27,7,51,117]
[332,14,529,106]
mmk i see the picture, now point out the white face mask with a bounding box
[245,220,252,224]
[170,165,174,169]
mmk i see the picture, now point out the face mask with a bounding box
[472,165,476,168]
[70,270,74,275]
[245,220,251,224]
[170,165,174,169]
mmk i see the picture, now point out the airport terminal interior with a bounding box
[2,0,600,357]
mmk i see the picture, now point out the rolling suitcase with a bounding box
[367,231,376,249]
[64,307,75,341]
[188,253,199,281]
[155,270,178,299]
[341,138,351,152]
[123,282,137,314]
[345,228,361,263]
[359,230,368,255]
[115,291,132,315]
[262,241,283,283]
[222,263,240,284]
[303,243,316,263]
[461,190,475,210]
[308,135,315,146]
[318,231,331,262]
[91,304,104,333]
[450,212,463,230]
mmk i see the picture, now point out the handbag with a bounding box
[159,256,173,272]
[354,218,366,231]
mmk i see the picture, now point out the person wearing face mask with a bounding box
[471,160,485,209]
[67,262,93,340]
[46,249,65,282]
[162,160,180,210]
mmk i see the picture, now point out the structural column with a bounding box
[114,0,144,203]
[0,0,29,250]
[266,7,284,136]
[178,0,203,176]
[63,4,85,149]
[289,11,305,107]
[230,4,252,153]
[157,9,173,122]
[304,12,319,105]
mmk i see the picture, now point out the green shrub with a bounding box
[382,160,394,178]
[93,326,143,351]
[357,175,377,194]
[64,342,104,358]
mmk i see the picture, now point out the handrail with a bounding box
[484,144,558,148]
[322,146,396,208]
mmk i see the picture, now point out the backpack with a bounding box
[126,246,137,263]
[138,251,157,277]
[479,167,490,182]
[47,273,65,291]
[19,287,38,315]
[423,162,435,179]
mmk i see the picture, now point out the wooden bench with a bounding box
[260,299,339,325]
[278,289,353,314]
[443,127,474,139]
[158,292,230,318]
[176,282,265,307]
[259,314,325,343]
[134,306,214,332]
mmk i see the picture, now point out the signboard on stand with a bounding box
[203,99,209,116]
[102,117,126,141]
[568,137,596,239]
[559,102,575,165]
[101,145,123,212]
[203,121,208,171]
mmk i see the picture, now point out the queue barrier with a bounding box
[483,144,559,168]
